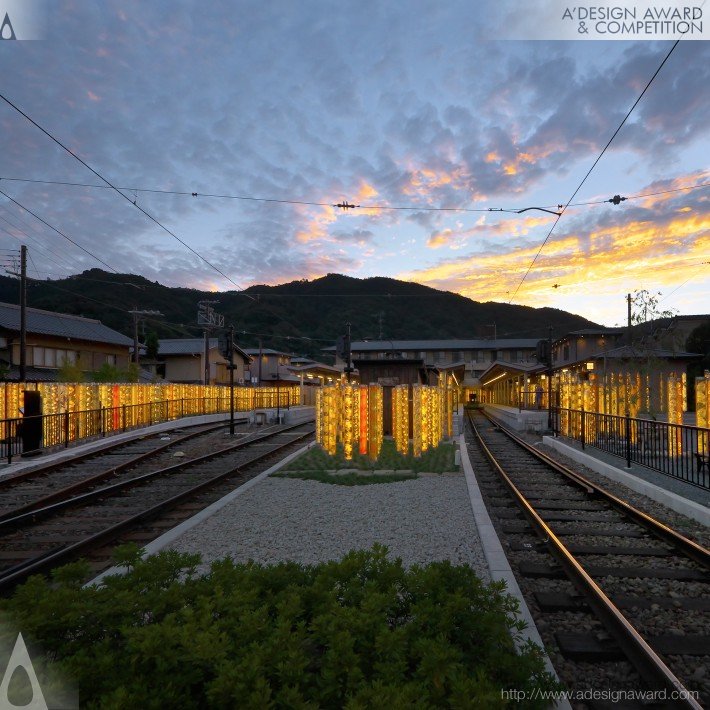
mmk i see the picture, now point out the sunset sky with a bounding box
[1,1,708,328]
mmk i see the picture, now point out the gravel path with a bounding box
[168,474,490,581]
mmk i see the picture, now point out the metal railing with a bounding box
[554,407,710,490]
[0,391,293,464]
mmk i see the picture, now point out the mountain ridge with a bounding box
[0,271,601,360]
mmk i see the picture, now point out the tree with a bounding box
[92,363,123,382]
[145,330,160,360]
[628,290,679,418]
[630,289,677,339]
[57,358,85,383]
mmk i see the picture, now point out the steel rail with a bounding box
[0,426,314,592]
[0,421,244,520]
[0,421,312,533]
[466,411,703,709]
[482,411,710,569]
[0,418,245,491]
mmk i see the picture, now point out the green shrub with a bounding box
[1,545,559,708]
[285,440,456,475]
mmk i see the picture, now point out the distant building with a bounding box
[243,348,301,386]
[326,338,540,388]
[0,302,133,381]
[552,328,626,368]
[157,338,251,385]
[287,357,341,386]
[479,325,702,415]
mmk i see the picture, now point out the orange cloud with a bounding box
[427,228,453,249]
[399,210,710,307]
[400,166,470,200]
[295,204,338,244]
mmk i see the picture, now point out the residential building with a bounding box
[157,338,251,385]
[243,348,300,386]
[0,302,133,381]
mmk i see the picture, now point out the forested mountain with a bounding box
[0,271,600,360]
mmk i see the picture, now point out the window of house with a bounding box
[33,347,44,366]
[105,354,117,366]
[563,345,570,360]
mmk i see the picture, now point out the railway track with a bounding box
[0,419,251,519]
[465,410,709,709]
[0,420,314,592]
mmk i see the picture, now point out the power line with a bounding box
[0,187,120,272]
[3,174,708,215]
[0,209,82,271]
[507,38,682,304]
[0,94,254,298]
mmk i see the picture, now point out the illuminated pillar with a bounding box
[667,374,683,457]
[359,385,369,455]
[368,384,383,461]
[696,373,710,457]
[393,385,409,456]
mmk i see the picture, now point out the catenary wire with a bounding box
[507,38,681,304]
[1,175,708,214]
[0,94,253,297]
[0,188,119,272]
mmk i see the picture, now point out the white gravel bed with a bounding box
[168,475,490,581]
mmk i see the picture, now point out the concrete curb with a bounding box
[543,436,710,528]
[87,440,316,586]
[458,434,571,708]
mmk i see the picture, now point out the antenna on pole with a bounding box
[128,309,163,367]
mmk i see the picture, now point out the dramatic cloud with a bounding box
[0,1,707,325]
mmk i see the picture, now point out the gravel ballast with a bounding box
[168,474,490,580]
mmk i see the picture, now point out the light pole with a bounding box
[273,359,281,423]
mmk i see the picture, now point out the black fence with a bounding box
[554,407,710,490]
[0,392,293,464]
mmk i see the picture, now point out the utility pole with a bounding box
[258,338,263,384]
[19,245,26,382]
[345,322,352,382]
[229,325,235,435]
[197,300,223,385]
[218,327,236,434]
[129,309,163,367]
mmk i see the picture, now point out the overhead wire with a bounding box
[2,175,708,214]
[507,38,682,304]
[0,93,253,297]
[0,187,119,272]
[0,209,83,268]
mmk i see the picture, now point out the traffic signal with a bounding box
[536,339,551,366]
[218,333,233,361]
